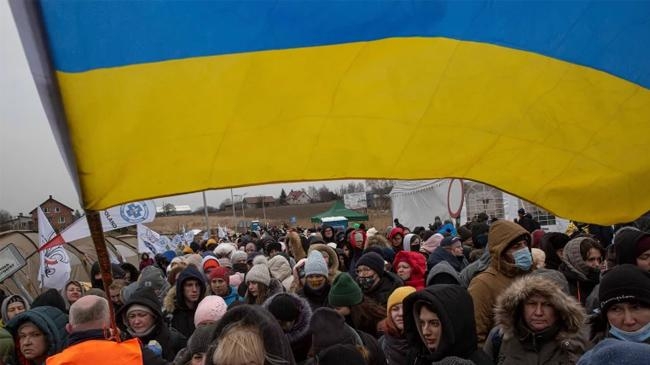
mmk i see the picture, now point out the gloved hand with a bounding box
[146,340,162,357]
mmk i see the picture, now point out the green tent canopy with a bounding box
[311,200,369,223]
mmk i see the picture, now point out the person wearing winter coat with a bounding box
[426,261,463,286]
[267,255,294,292]
[428,236,469,273]
[379,286,416,365]
[297,251,331,311]
[420,233,444,259]
[559,237,604,305]
[355,252,403,307]
[244,263,284,305]
[393,251,426,290]
[403,285,491,365]
[207,267,241,307]
[467,220,533,344]
[139,253,155,271]
[307,244,342,284]
[117,287,187,361]
[593,264,650,344]
[540,232,571,271]
[484,275,589,364]
[263,293,313,363]
[48,295,167,365]
[309,307,386,365]
[61,281,84,310]
[328,273,386,338]
[173,323,216,365]
[612,227,650,271]
[5,306,68,365]
[402,233,423,253]
[30,289,66,315]
[205,304,297,365]
[1,295,30,325]
[163,265,207,338]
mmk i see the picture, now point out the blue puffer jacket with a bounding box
[6,306,69,363]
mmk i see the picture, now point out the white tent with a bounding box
[0,231,139,299]
[390,180,570,232]
[389,180,454,229]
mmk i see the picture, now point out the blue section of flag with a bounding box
[39,1,650,88]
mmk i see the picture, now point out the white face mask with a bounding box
[609,321,650,343]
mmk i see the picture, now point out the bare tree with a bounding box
[0,209,12,231]
[307,186,319,202]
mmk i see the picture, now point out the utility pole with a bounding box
[231,188,236,219]
[202,191,209,235]
[261,195,266,222]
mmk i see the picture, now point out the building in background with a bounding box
[29,195,76,232]
[286,190,311,205]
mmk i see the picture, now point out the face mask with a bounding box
[513,247,532,271]
[609,322,650,343]
[357,276,376,291]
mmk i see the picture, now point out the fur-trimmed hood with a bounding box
[307,243,341,282]
[267,255,292,282]
[262,292,312,344]
[494,275,585,342]
[163,286,177,313]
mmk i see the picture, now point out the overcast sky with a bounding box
[0,2,360,216]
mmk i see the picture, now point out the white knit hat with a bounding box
[245,264,271,286]
[304,251,328,278]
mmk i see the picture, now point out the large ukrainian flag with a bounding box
[11,1,650,225]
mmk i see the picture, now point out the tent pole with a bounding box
[85,210,119,341]
[10,277,33,302]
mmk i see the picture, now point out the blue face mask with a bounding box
[609,322,650,343]
[513,247,532,271]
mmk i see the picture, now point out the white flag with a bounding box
[38,207,71,290]
[171,234,183,247]
[137,224,165,254]
[158,235,174,252]
[40,200,156,251]
[218,226,228,239]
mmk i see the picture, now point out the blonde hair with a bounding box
[531,248,546,269]
[213,323,265,365]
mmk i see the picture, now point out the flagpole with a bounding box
[230,188,236,229]
[202,191,210,236]
[85,210,119,341]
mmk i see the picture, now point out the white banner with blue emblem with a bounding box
[39,200,157,251]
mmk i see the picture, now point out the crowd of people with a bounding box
[1,212,649,365]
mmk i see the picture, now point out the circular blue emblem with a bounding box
[120,201,150,223]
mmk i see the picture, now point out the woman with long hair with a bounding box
[244,263,283,305]
[379,287,416,365]
[328,273,386,337]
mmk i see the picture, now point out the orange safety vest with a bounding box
[46,338,143,365]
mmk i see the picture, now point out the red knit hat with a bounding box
[208,266,230,285]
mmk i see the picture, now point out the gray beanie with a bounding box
[304,251,329,278]
[245,264,271,286]
[230,250,248,264]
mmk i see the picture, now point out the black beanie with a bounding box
[316,344,366,365]
[356,252,384,275]
[599,264,650,312]
[267,294,300,322]
[188,323,217,355]
[310,308,359,353]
